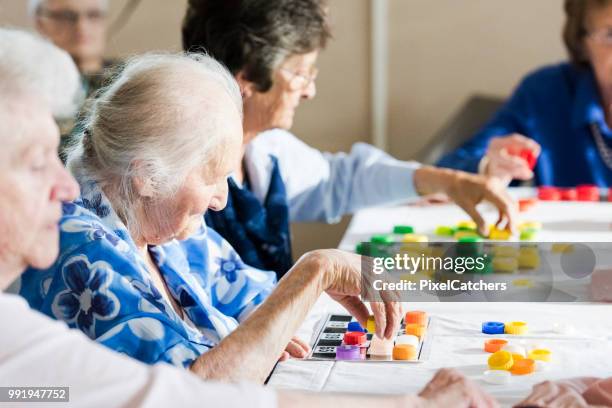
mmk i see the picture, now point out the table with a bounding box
[268,190,612,407]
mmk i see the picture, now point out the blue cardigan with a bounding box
[438,63,612,187]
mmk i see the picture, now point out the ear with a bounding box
[131,161,155,198]
[235,70,256,99]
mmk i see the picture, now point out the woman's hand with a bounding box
[483,134,541,184]
[414,166,517,236]
[308,249,402,340]
[279,336,311,361]
[514,379,600,408]
[418,368,498,408]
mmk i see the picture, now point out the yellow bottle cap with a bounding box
[505,321,528,335]
[528,349,552,362]
[366,316,376,334]
[488,350,514,371]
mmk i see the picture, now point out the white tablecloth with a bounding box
[269,190,612,407]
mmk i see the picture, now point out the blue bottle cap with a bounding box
[347,321,365,333]
[482,321,505,335]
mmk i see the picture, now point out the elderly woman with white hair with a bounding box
[13,51,407,384]
[0,29,500,407]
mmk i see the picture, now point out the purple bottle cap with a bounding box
[335,345,361,360]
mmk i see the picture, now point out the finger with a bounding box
[278,351,290,362]
[383,301,402,339]
[285,340,309,358]
[340,296,371,328]
[483,187,517,233]
[497,152,534,179]
[291,336,312,355]
[460,202,487,236]
[370,301,387,339]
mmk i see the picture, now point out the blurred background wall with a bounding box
[0,0,565,256]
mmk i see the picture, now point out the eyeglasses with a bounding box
[280,67,319,91]
[37,8,107,26]
[586,27,612,46]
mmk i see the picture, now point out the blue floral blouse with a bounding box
[13,175,276,368]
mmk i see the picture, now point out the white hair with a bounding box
[0,28,82,118]
[66,52,243,237]
[28,0,109,17]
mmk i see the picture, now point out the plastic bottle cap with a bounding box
[392,344,416,360]
[335,345,362,360]
[393,225,414,234]
[405,311,428,325]
[368,335,394,356]
[482,321,505,335]
[396,334,420,348]
[528,349,552,362]
[343,331,366,346]
[370,234,395,244]
[505,321,528,335]
[510,358,536,375]
[404,323,426,339]
[347,321,366,333]
[484,339,508,353]
[366,316,376,334]
[488,350,514,371]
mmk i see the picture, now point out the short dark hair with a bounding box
[564,0,612,67]
[182,0,331,92]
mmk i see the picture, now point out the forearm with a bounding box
[413,166,457,196]
[190,253,325,383]
[277,391,425,408]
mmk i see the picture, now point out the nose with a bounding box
[208,179,229,212]
[50,160,79,202]
[302,80,316,100]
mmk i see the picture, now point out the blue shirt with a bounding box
[13,174,276,368]
[437,63,612,187]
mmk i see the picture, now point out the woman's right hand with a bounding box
[301,249,402,340]
[417,368,498,408]
[414,166,517,236]
[482,134,541,184]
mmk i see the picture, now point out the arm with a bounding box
[0,293,276,408]
[248,131,516,232]
[248,130,420,223]
[190,249,402,383]
[436,77,533,175]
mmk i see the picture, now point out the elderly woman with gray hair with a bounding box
[13,51,407,384]
[1,28,503,407]
[182,0,518,278]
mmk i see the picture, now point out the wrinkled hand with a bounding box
[278,336,311,361]
[309,249,402,340]
[484,134,541,183]
[419,368,498,408]
[444,172,517,235]
[514,379,599,408]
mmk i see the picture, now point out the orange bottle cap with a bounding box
[484,339,508,353]
[511,358,536,375]
[405,311,427,325]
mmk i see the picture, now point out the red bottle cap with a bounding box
[518,149,537,170]
[560,188,577,201]
[343,331,366,345]
[576,184,599,201]
[538,186,561,201]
